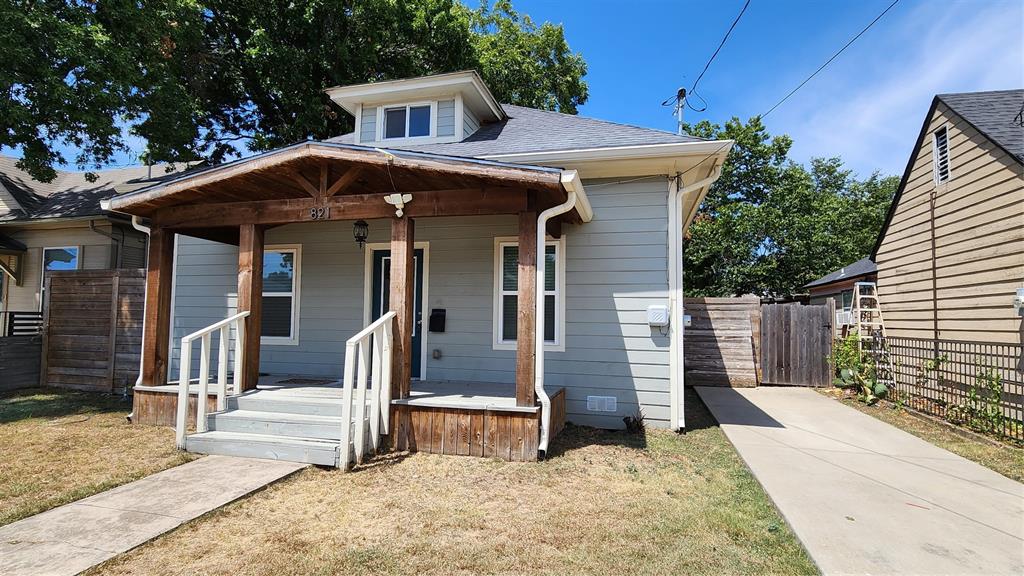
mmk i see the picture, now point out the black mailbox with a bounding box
[429,309,446,332]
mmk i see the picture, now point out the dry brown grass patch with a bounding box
[92,392,816,576]
[0,388,195,526]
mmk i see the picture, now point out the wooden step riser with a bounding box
[227,396,344,417]
[185,435,338,466]
[208,414,356,441]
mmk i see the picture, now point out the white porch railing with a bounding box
[339,311,395,470]
[175,311,250,449]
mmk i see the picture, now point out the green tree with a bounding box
[2,0,587,182]
[683,118,897,297]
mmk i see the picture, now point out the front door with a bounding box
[371,249,424,379]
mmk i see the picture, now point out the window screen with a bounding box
[498,242,559,344]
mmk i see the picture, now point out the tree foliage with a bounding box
[684,117,896,297]
[1,0,587,181]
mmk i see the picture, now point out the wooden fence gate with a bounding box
[760,302,833,386]
[40,269,145,393]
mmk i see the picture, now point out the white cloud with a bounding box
[767,0,1023,178]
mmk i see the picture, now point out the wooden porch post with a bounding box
[516,209,538,406]
[390,217,415,450]
[237,224,265,391]
[390,217,415,398]
[141,227,174,386]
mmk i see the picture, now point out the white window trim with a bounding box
[261,244,301,346]
[40,245,80,310]
[932,124,951,186]
[492,236,566,352]
[377,100,436,144]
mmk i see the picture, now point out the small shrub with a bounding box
[828,334,886,404]
[623,409,646,434]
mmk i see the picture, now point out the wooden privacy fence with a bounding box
[40,269,145,393]
[0,335,41,391]
[683,297,761,387]
[760,302,833,387]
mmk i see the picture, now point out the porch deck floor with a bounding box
[139,375,547,413]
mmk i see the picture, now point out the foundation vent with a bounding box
[586,395,617,412]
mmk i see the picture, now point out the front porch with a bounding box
[107,142,589,466]
[133,376,566,463]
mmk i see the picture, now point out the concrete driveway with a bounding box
[697,386,1024,576]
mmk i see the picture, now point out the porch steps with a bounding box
[184,391,355,466]
[185,430,339,467]
[208,410,343,440]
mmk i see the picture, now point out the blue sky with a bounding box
[13,0,1023,178]
[517,0,1023,177]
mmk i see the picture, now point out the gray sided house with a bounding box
[100,71,731,466]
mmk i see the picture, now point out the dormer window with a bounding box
[384,104,431,139]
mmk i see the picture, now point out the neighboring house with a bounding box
[872,89,1024,344]
[804,257,878,309]
[103,71,732,465]
[0,157,173,319]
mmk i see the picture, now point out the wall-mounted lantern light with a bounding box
[353,220,369,248]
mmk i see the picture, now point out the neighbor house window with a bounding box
[383,104,431,139]
[494,238,564,350]
[40,246,79,309]
[932,126,950,184]
[261,246,300,345]
[840,289,853,312]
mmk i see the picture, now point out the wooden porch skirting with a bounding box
[395,388,566,462]
[132,386,217,427]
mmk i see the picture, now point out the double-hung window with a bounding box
[383,104,431,139]
[40,246,79,309]
[494,237,564,351]
[261,246,300,345]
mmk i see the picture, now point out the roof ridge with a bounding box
[500,103,708,141]
[937,88,1023,98]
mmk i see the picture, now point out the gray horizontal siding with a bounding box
[168,177,672,429]
[437,99,455,137]
[463,107,480,138]
[359,105,376,143]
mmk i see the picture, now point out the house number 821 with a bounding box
[309,206,329,220]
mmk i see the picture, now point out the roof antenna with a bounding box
[674,87,687,135]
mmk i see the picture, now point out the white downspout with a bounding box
[668,165,723,431]
[130,216,151,389]
[536,172,582,455]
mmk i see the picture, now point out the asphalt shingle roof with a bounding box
[937,89,1024,163]
[0,156,184,222]
[803,257,877,289]
[328,103,705,156]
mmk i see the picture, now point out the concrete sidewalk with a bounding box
[0,455,306,576]
[697,386,1024,576]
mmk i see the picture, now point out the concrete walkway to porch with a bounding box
[0,455,306,576]
[696,386,1024,576]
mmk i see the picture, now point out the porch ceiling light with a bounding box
[353,220,369,248]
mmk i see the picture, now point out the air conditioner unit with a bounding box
[835,311,853,326]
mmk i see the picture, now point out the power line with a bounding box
[690,0,751,96]
[761,0,901,118]
[661,0,751,115]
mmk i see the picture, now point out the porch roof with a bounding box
[102,141,591,223]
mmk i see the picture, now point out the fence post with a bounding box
[107,273,120,391]
[37,276,52,387]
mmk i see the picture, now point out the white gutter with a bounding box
[535,170,587,455]
[130,216,151,389]
[667,164,724,431]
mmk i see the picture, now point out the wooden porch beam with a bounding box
[141,227,175,386]
[325,166,363,197]
[237,224,265,391]
[153,188,528,229]
[290,171,321,199]
[515,208,537,407]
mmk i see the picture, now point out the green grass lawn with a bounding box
[819,389,1024,482]
[0,388,194,526]
[92,389,816,576]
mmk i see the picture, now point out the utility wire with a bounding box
[690,0,751,96]
[761,0,901,118]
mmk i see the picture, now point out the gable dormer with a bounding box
[326,71,506,146]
